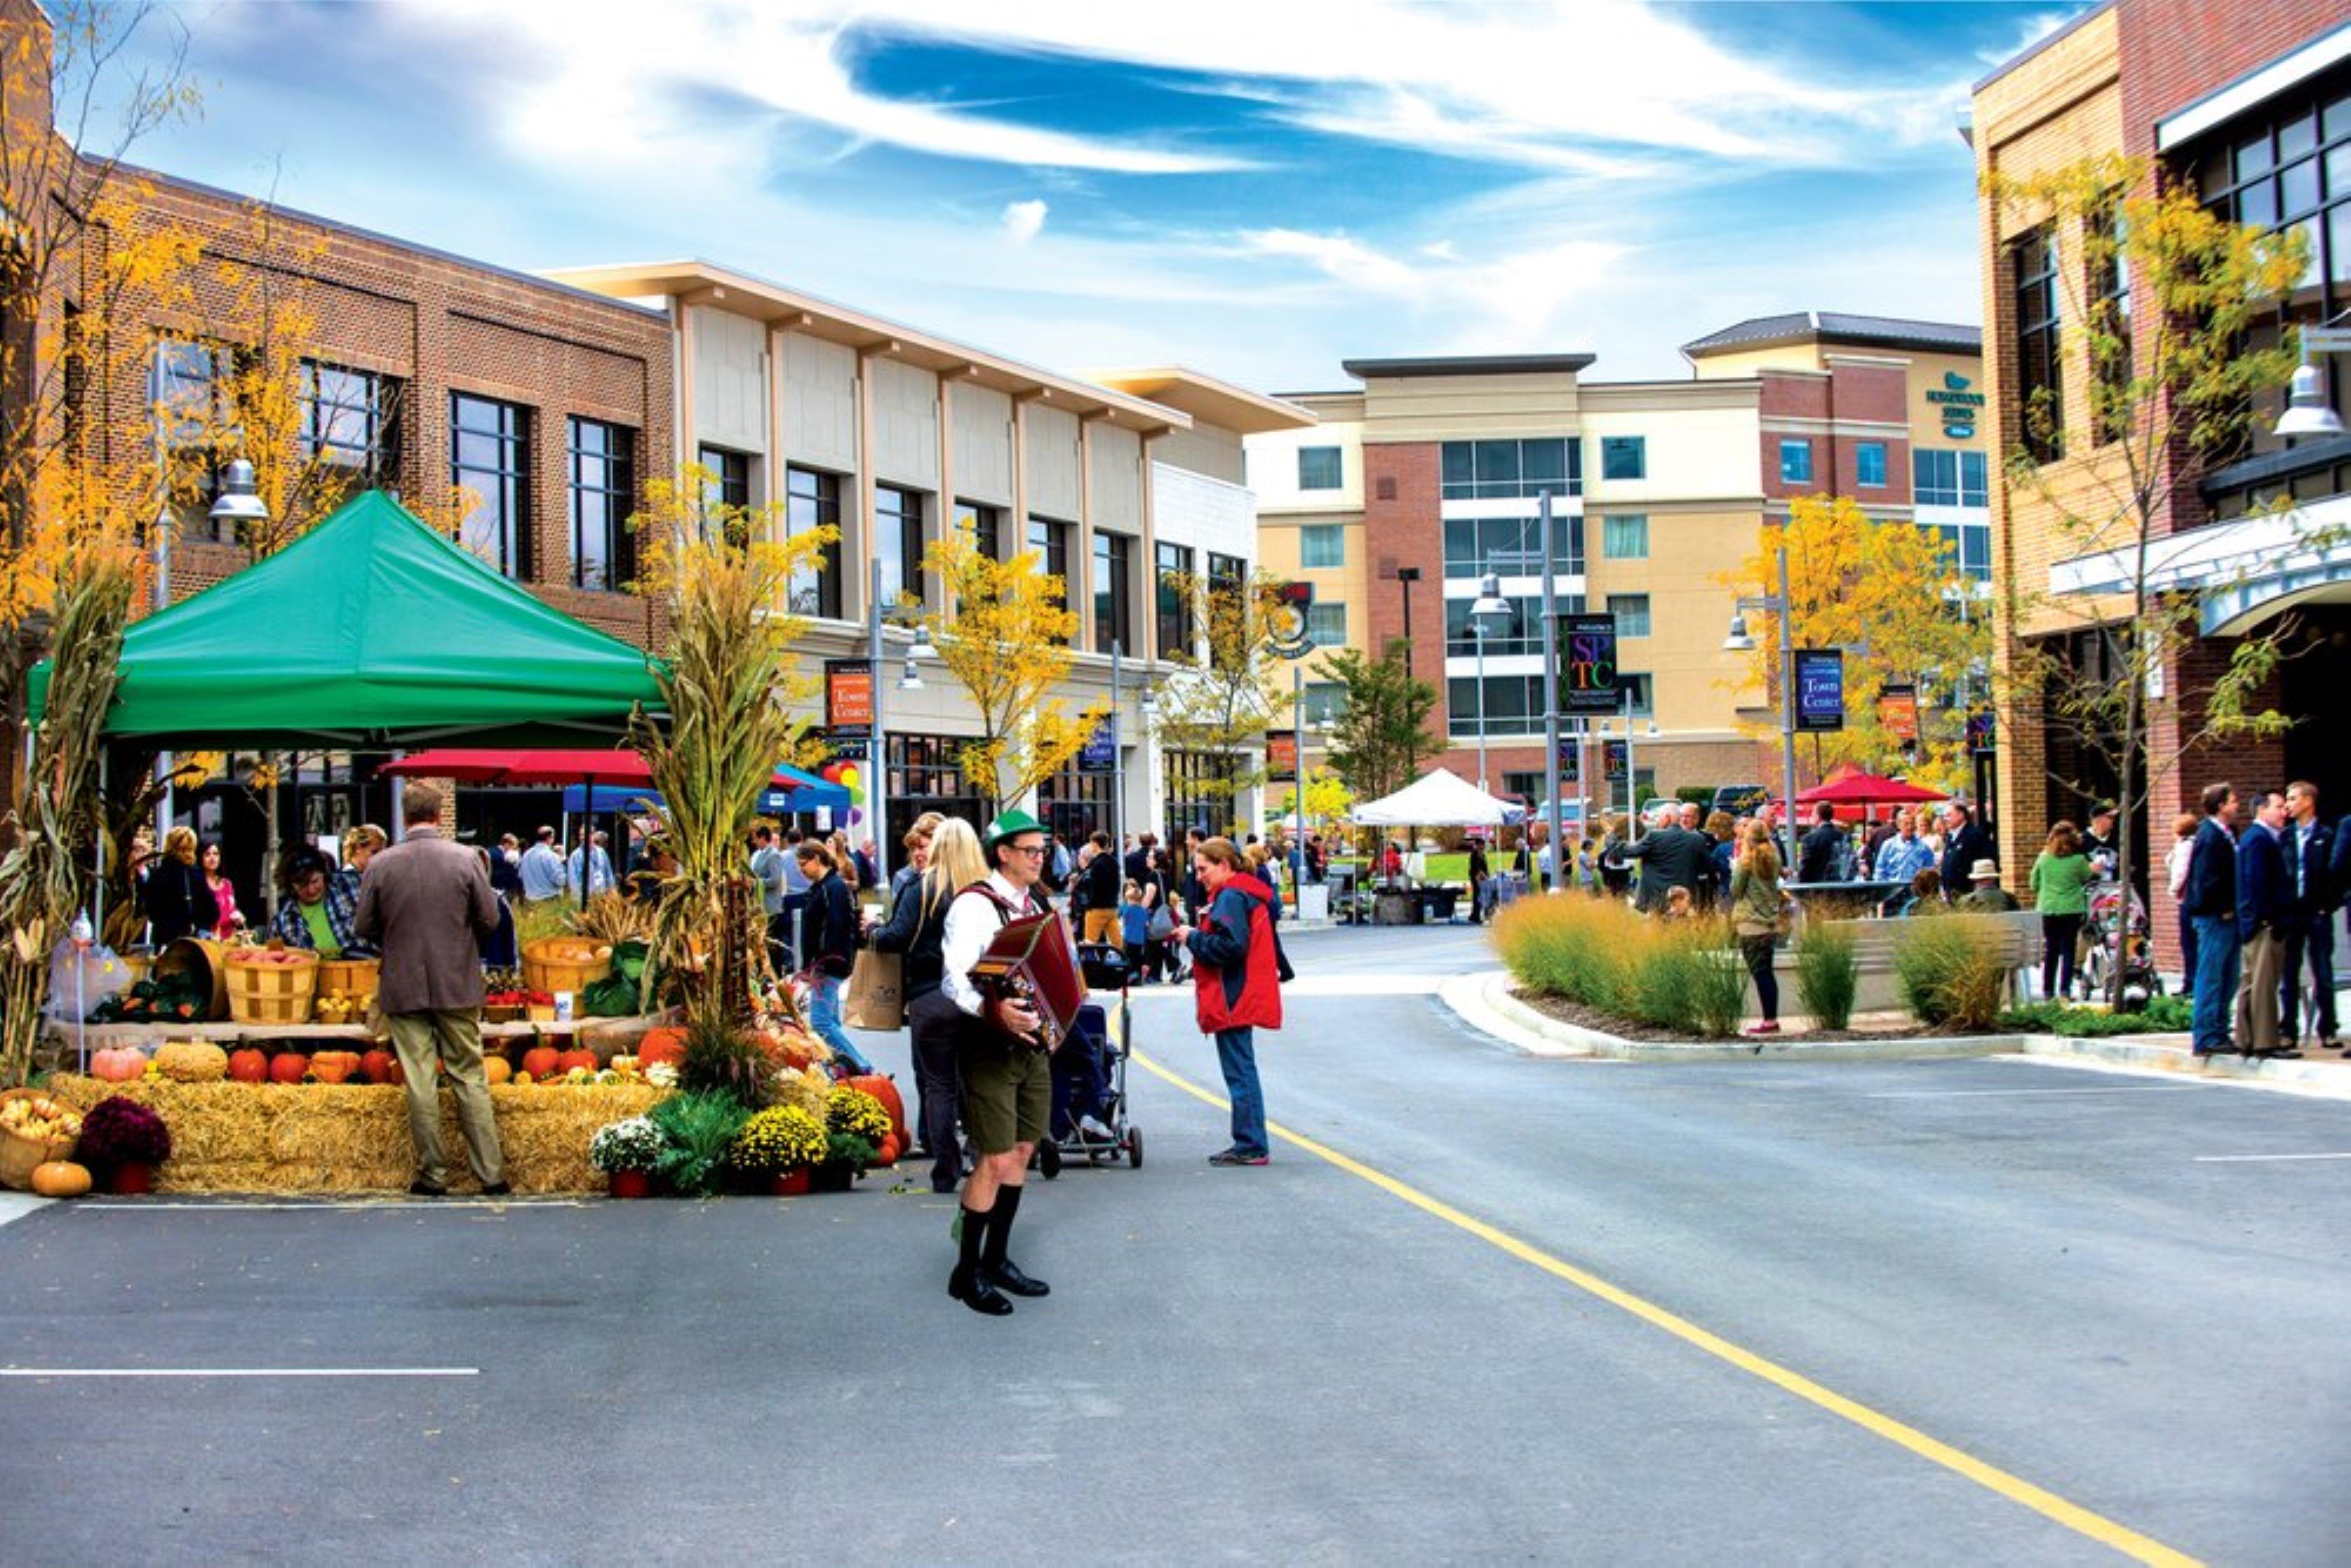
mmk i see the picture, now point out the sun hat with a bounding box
[1969,859,2001,882]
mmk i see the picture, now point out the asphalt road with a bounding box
[3,922,2348,1565]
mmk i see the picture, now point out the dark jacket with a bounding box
[1621,826,1710,913]
[2334,814,2351,911]
[142,857,214,947]
[2281,817,2335,915]
[1186,871,1284,1033]
[1940,822,1993,893]
[2237,822,2290,937]
[352,826,499,1014]
[1798,821,1845,884]
[2185,816,2238,922]
[798,871,859,979]
[1085,848,1122,911]
[870,871,950,1001]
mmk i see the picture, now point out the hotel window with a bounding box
[301,362,397,482]
[1913,450,1987,508]
[1445,592,1583,659]
[1502,771,1545,803]
[1439,437,1580,500]
[1156,542,1195,660]
[1297,446,1343,491]
[1599,435,1645,481]
[1442,512,1583,578]
[954,499,1000,561]
[1602,514,1648,560]
[1093,531,1132,654]
[1778,439,1813,485]
[876,485,926,622]
[1607,594,1650,638]
[2011,225,2063,461]
[1305,601,1347,647]
[1856,441,1887,488]
[1029,516,1072,639]
[451,392,529,578]
[1932,523,1993,583]
[1620,672,1654,717]
[1300,523,1344,569]
[1447,673,1546,738]
[783,465,845,619]
[2088,193,2132,444]
[567,417,635,592]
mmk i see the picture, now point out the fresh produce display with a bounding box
[229,948,313,966]
[227,1048,269,1083]
[30,1161,92,1198]
[1,1094,83,1143]
[269,1052,310,1085]
[312,992,373,1024]
[154,1040,229,1083]
[90,1046,148,1082]
[362,1048,401,1085]
[307,1050,361,1084]
[89,969,209,1023]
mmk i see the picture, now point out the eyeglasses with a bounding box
[1007,844,1047,858]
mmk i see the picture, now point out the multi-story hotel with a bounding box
[1973,0,2351,939]
[1251,318,1990,814]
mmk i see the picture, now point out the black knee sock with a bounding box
[958,1202,991,1276]
[982,1185,1021,1270]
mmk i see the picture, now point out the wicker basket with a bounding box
[0,1087,81,1191]
[522,937,612,997]
[225,949,320,1026]
[315,957,381,1002]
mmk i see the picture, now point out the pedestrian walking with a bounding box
[2279,781,2338,1049]
[870,816,982,1195]
[2185,782,2243,1058]
[1731,820,1785,1038]
[2236,788,2297,1059]
[352,784,508,1198]
[1467,836,1492,924]
[939,810,1064,1316]
[795,842,872,1075]
[1171,836,1286,1166]
[2030,821,2093,1000]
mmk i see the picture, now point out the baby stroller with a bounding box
[2078,880,2163,1008]
[1036,944,1144,1176]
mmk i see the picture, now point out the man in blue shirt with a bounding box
[2184,781,2241,1059]
[518,826,567,904]
[567,828,616,899]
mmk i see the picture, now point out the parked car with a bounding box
[1711,784,1768,817]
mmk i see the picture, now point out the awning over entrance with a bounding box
[2048,494,2351,636]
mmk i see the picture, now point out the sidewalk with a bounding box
[1444,969,2351,1098]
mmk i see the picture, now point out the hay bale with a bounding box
[47,1076,669,1195]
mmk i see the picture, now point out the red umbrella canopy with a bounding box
[377,747,649,785]
[1794,771,1945,806]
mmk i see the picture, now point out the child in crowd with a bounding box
[1661,886,1694,923]
[1118,880,1152,985]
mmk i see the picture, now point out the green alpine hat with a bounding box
[984,808,1047,851]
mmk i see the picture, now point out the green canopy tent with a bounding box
[30,490,665,747]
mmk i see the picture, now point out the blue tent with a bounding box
[562,764,850,816]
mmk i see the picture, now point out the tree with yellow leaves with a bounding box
[919,525,1101,812]
[1722,493,1991,794]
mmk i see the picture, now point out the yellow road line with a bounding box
[1133,1047,2199,1568]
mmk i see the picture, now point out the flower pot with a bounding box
[769,1168,812,1197]
[608,1170,652,1200]
[108,1161,155,1196]
[810,1163,854,1194]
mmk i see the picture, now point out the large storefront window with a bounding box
[784,466,846,619]
[1439,437,1581,500]
[1442,513,1583,578]
[1164,748,1240,838]
[1035,756,1115,848]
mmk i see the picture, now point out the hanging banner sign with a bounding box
[1265,732,1299,784]
[1554,735,1580,784]
[1078,717,1117,774]
[1562,614,1619,715]
[1602,740,1629,782]
[1794,649,1845,733]
[1879,684,1920,743]
[1967,708,1997,753]
[825,659,874,740]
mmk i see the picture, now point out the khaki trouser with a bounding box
[1083,908,1120,946]
[387,1007,505,1188]
[2235,925,2286,1053]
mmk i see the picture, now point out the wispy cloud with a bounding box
[1000,199,1049,244]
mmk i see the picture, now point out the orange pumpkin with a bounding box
[361,1049,401,1085]
[482,1056,512,1085]
[874,1133,901,1167]
[31,1161,91,1198]
[308,1051,356,1085]
[556,1047,597,1077]
[521,1046,560,1081]
[847,1074,910,1150]
[91,1046,146,1083]
[269,1051,310,1085]
[636,1029,687,1073]
[227,1048,269,1084]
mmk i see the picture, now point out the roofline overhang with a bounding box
[1339,353,1596,380]
[1087,367,1317,435]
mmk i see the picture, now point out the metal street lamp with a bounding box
[1395,565,1422,661]
[2274,327,2351,438]
[206,460,275,906]
[1469,569,1512,793]
[1726,543,1801,861]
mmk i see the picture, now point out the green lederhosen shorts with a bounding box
[957,1011,1051,1155]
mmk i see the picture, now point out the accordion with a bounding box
[968,911,1084,1051]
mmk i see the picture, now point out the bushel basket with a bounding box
[225,948,320,1026]
[522,937,612,997]
[0,1088,80,1191]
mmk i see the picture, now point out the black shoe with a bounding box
[478,1182,512,1198]
[1208,1148,1270,1166]
[408,1179,446,1197]
[984,1260,1050,1298]
[931,1178,960,1195]
[948,1267,1014,1316]
[2256,1046,2304,1060]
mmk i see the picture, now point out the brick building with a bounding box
[1249,318,1990,818]
[1974,1,2351,968]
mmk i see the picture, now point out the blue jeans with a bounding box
[1214,1027,1267,1156]
[2190,914,2240,1053]
[808,974,872,1075]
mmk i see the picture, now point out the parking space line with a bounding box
[1,1367,478,1378]
[2192,1151,2351,1163]
[1133,1046,2199,1568]
[1868,1087,2210,1099]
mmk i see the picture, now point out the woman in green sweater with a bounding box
[1730,820,1789,1036]
[2030,821,2093,1000]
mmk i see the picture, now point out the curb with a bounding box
[2015,1033,2351,1099]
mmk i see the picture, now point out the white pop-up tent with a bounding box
[1351,767,1526,828]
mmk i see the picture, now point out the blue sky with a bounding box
[118,1,2084,394]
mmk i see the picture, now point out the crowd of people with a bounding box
[2175,780,2344,1061]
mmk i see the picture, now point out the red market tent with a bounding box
[1793,769,1946,824]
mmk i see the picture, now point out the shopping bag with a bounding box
[844,947,905,1031]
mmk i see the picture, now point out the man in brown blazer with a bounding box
[354,783,508,1197]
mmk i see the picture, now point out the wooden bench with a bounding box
[1795,911,2042,1012]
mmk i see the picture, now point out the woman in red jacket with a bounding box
[1172,836,1285,1166]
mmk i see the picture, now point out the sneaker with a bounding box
[1743,1022,1780,1037]
[1078,1114,1118,1143]
[1208,1148,1269,1167]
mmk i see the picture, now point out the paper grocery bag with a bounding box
[844,947,905,1031]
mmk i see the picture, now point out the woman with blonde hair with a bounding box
[143,825,213,946]
[872,816,988,1192]
[1730,819,1785,1037]
[334,824,388,908]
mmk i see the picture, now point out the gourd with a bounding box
[155,1040,229,1083]
[636,1029,687,1073]
[269,1052,310,1085]
[227,1048,269,1084]
[482,1056,512,1085]
[308,1051,358,1085]
[361,1049,401,1085]
[556,1047,598,1077]
[521,1046,560,1081]
[30,1161,91,1198]
[874,1133,902,1167]
[90,1046,147,1083]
